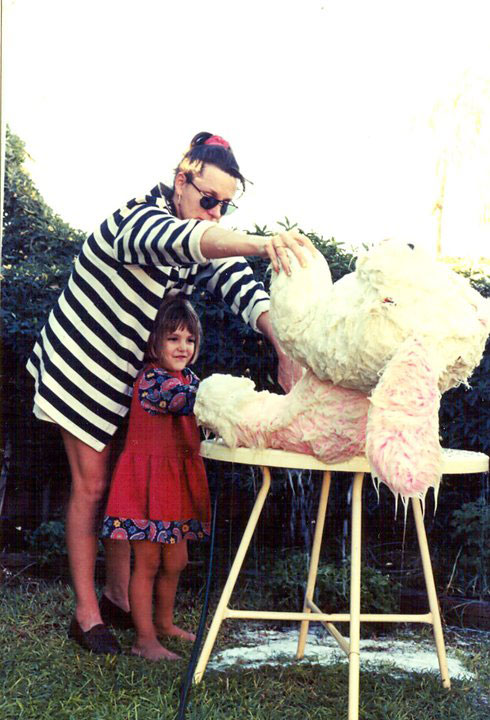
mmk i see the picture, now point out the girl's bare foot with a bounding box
[156,623,196,642]
[132,638,181,661]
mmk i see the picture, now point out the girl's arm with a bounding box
[139,367,198,416]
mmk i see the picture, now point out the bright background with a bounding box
[3,0,490,256]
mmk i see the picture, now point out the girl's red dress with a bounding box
[101,366,210,543]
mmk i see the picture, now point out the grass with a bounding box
[1,577,489,720]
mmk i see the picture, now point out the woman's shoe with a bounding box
[68,616,121,654]
[99,594,134,630]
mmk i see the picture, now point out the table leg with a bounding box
[411,497,451,689]
[348,472,364,720]
[193,466,272,684]
[297,470,332,659]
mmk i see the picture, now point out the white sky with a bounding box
[3,0,490,256]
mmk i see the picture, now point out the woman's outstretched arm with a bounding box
[200,226,316,275]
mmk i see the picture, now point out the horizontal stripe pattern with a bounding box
[27,185,270,450]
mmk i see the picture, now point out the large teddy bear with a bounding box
[194,240,490,504]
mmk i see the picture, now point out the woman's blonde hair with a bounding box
[146,296,202,365]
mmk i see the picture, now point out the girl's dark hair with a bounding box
[174,131,246,192]
[146,296,202,366]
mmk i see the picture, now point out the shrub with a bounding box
[1,127,84,364]
[245,549,400,614]
[449,497,490,599]
[25,521,67,565]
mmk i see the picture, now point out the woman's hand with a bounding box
[262,231,316,275]
[200,226,316,273]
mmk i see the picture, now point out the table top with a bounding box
[200,440,489,474]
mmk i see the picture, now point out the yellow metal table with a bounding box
[194,440,488,720]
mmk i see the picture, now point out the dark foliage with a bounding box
[1,127,85,362]
[1,128,85,526]
[439,272,490,455]
[2,129,489,600]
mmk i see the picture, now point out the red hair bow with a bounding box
[204,135,230,149]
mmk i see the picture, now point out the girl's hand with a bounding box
[263,231,316,275]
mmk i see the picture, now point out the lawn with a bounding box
[1,576,489,720]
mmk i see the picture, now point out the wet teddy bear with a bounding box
[195,240,490,505]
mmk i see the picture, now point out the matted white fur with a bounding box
[195,240,490,501]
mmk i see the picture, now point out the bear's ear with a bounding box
[365,337,442,505]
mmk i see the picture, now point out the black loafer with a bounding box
[68,617,121,654]
[99,594,134,630]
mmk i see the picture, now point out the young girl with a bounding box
[101,296,210,661]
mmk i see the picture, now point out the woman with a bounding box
[27,131,315,653]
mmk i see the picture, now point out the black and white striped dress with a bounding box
[27,184,269,451]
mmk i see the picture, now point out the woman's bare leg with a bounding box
[130,541,181,661]
[155,540,195,642]
[61,428,113,630]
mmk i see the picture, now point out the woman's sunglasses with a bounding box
[188,179,237,216]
